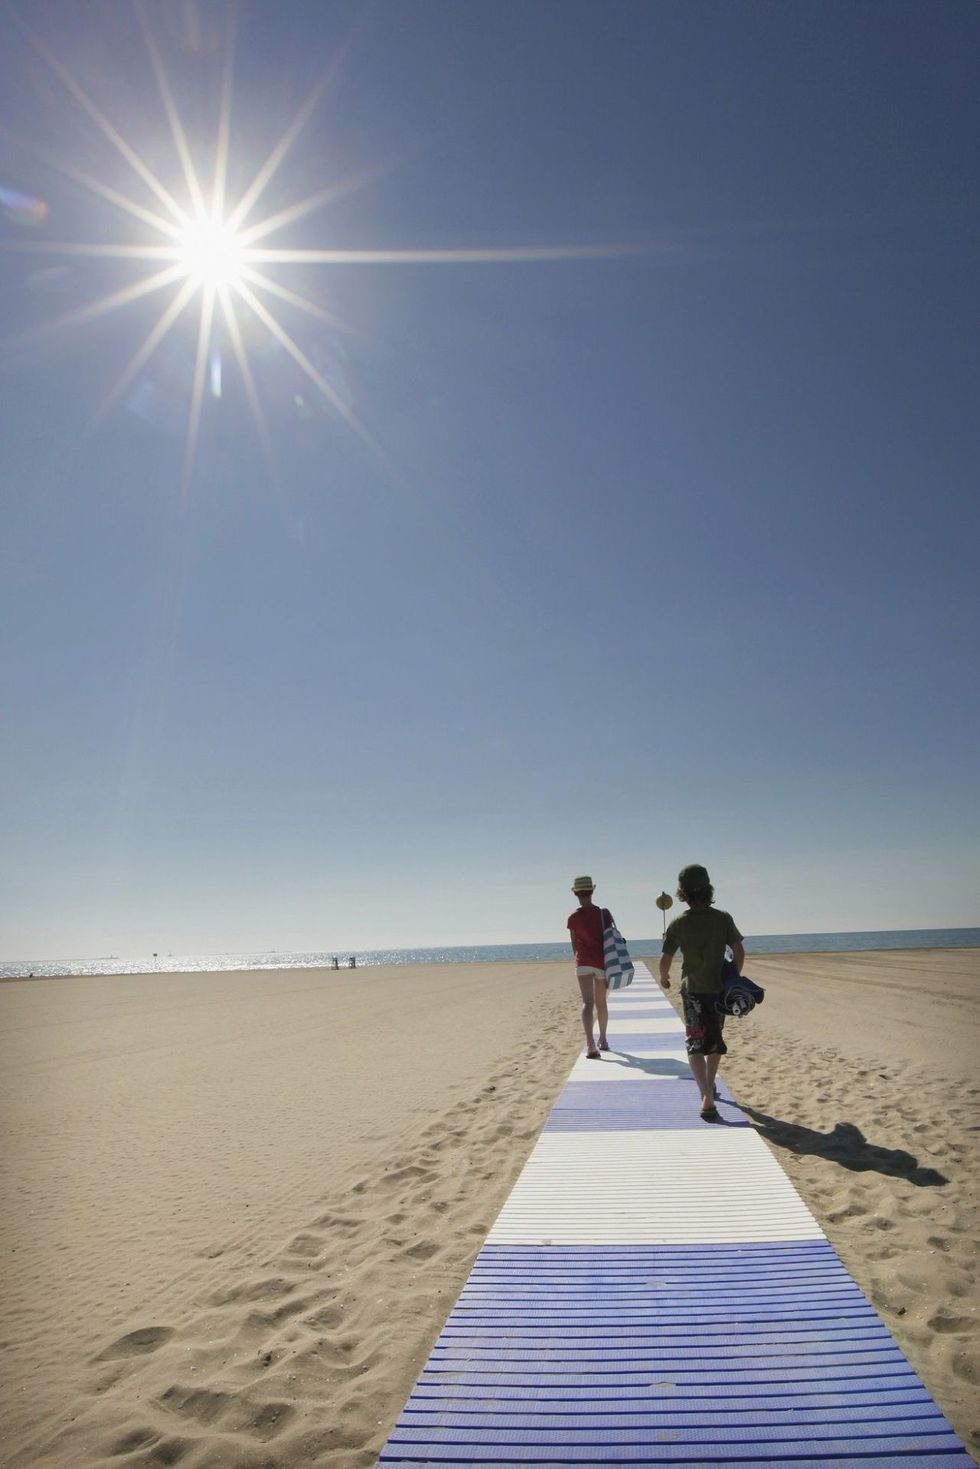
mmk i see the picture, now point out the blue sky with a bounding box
[1,0,978,958]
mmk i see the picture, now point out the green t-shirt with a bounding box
[662,907,743,994]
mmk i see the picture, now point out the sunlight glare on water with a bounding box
[2,930,979,981]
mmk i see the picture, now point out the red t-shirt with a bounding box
[567,904,611,969]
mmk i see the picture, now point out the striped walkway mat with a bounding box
[376,963,974,1466]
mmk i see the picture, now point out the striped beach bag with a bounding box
[601,909,634,990]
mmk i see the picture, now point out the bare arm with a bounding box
[658,951,673,989]
[734,940,745,970]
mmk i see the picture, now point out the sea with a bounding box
[1,928,978,981]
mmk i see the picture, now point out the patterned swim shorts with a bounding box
[681,989,727,1056]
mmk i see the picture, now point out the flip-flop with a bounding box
[700,1104,720,1121]
[598,1040,611,1051]
[586,1050,602,1060]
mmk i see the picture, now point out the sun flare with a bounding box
[1,5,630,497]
[175,213,246,292]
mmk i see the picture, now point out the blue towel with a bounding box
[715,957,766,1017]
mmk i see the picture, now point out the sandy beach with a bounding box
[1,949,977,1466]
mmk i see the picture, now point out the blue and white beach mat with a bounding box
[376,962,974,1466]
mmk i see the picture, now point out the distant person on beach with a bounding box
[567,875,612,1059]
[658,864,744,1120]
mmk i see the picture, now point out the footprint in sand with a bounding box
[207,1276,295,1307]
[158,1384,230,1427]
[138,1435,192,1465]
[403,1239,440,1260]
[302,1302,345,1329]
[158,1383,295,1440]
[825,1201,868,1222]
[951,1350,978,1384]
[285,1232,323,1258]
[928,1309,977,1335]
[896,1267,931,1294]
[108,1427,160,1456]
[384,1164,434,1184]
[312,1211,363,1232]
[243,1294,311,1328]
[96,1326,174,1361]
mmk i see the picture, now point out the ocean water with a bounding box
[1,928,978,981]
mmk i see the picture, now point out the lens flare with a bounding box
[2,5,635,496]
[0,184,49,227]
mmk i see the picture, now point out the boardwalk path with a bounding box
[375,962,974,1467]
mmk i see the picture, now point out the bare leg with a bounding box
[706,1052,721,1097]
[688,1052,709,1103]
[595,977,609,1047]
[577,971,598,1054]
[690,1057,719,1110]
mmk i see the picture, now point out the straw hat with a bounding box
[572,874,595,893]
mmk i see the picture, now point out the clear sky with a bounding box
[1,0,978,959]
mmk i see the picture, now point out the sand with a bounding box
[0,949,977,1467]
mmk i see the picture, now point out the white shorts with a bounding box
[577,965,607,984]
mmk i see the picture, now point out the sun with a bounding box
[1,5,629,498]
[175,212,246,292]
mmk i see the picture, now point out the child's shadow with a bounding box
[736,1101,948,1186]
[609,1054,692,1080]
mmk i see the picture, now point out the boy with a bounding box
[658,864,744,1120]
